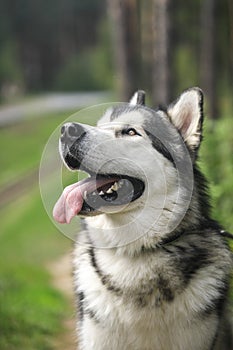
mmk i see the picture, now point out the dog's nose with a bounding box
[60,123,86,143]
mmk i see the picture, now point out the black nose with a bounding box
[60,123,86,143]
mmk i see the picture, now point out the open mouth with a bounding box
[81,174,144,214]
[53,173,145,224]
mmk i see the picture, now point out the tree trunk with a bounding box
[152,0,171,107]
[107,0,142,101]
[228,0,233,89]
[200,0,218,119]
[140,0,154,92]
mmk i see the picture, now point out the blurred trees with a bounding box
[0,0,232,116]
[107,0,142,100]
[200,0,217,119]
[0,0,106,98]
[152,0,171,106]
[108,0,232,116]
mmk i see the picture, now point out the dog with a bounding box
[53,88,232,350]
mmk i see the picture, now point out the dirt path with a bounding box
[47,253,77,350]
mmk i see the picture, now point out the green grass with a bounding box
[0,187,71,265]
[0,265,66,350]
[0,186,73,350]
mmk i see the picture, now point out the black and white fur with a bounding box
[62,88,232,349]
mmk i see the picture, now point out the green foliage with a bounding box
[54,19,114,91]
[0,0,105,92]
[54,48,113,91]
[200,115,233,232]
[173,45,198,94]
[0,41,24,101]
[0,41,22,82]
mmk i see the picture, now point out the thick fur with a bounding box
[62,89,232,349]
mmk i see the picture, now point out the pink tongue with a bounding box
[53,177,116,224]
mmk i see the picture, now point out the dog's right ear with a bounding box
[129,90,146,106]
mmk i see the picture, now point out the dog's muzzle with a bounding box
[53,122,145,222]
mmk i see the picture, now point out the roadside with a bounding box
[0,91,110,127]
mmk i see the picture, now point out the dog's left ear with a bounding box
[167,87,204,150]
[129,90,146,106]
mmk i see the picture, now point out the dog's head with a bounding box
[53,88,204,237]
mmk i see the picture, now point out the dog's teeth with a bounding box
[98,182,119,196]
[112,182,119,191]
[93,191,97,196]
[83,191,87,200]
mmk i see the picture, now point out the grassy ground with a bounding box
[0,107,232,349]
[0,188,72,350]
[0,112,75,350]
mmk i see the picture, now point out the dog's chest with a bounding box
[74,245,217,349]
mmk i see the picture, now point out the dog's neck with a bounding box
[84,197,202,256]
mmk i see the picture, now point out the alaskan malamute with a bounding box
[53,88,232,350]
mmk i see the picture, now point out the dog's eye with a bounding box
[124,128,138,136]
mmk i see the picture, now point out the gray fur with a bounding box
[58,88,232,349]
